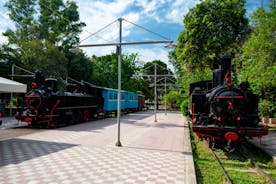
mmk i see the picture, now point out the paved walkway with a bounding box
[0,116,28,129]
[0,111,196,184]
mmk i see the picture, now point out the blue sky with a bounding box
[0,0,271,68]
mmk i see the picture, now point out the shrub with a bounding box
[259,100,276,118]
[181,98,189,116]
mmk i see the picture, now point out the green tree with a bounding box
[141,60,174,101]
[4,0,37,44]
[38,0,85,47]
[143,60,173,75]
[91,53,145,93]
[3,0,86,85]
[240,1,276,101]
[66,51,93,83]
[176,0,249,69]
[21,40,67,86]
[162,90,185,109]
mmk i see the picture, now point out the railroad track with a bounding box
[210,148,233,184]
[240,143,276,184]
[209,143,276,184]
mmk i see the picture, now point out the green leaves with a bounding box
[176,0,249,69]
[2,0,86,87]
[240,3,276,101]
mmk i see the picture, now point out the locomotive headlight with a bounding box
[237,116,241,121]
[217,116,222,121]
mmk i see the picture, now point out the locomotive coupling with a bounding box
[224,132,239,141]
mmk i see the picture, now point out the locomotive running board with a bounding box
[192,125,268,138]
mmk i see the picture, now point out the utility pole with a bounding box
[116,18,122,147]
[154,63,157,122]
[10,64,14,116]
[165,77,167,115]
[133,64,175,121]
[150,77,180,115]
[77,18,175,147]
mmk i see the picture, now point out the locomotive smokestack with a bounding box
[220,53,232,82]
[34,71,45,88]
[213,53,232,87]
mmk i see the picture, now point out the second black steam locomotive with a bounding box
[189,54,268,151]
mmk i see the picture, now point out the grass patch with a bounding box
[269,127,276,131]
[190,127,275,184]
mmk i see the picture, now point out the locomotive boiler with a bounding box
[16,71,103,128]
[189,54,268,151]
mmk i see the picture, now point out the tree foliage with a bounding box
[176,0,249,69]
[240,2,276,100]
[38,0,85,47]
[91,53,145,93]
[2,0,86,86]
[143,60,173,75]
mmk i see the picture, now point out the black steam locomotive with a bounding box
[16,71,103,128]
[16,71,145,128]
[189,54,268,151]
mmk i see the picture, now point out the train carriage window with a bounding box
[109,93,112,99]
[115,94,117,99]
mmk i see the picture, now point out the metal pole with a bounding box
[154,63,157,122]
[165,77,167,115]
[116,18,122,147]
[10,64,14,116]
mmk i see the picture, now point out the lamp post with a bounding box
[77,18,174,147]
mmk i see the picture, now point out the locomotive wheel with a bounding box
[82,110,90,122]
[224,141,238,152]
[208,138,215,150]
[62,112,73,125]
[49,120,57,129]
[73,110,81,123]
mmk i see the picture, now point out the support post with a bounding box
[165,77,167,115]
[154,63,157,122]
[116,18,123,147]
[10,64,15,116]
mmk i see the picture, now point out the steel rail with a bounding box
[240,144,276,184]
[210,149,233,184]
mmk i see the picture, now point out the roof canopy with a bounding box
[0,77,27,93]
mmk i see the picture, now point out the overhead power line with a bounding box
[80,19,118,43]
[123,19,170,41]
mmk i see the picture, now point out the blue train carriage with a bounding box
[125,91,138,112]
[102,88,126,115]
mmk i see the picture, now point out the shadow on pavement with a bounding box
[56,111,154,132]
[0,138,78,168]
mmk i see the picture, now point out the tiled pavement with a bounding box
[0,111,196,184]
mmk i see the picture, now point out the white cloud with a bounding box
[0,4,15,45]
[166,0,201,24]
[124,46,174,70]
[0,0,198,65]
[75,0,138,45]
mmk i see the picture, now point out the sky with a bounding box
[0,0,271,69]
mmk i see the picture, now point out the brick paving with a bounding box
[0,111,196,184]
